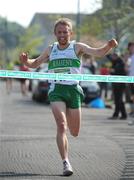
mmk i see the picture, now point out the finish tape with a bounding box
[0,70,133,83]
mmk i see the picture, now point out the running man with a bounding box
[19,18,118,176]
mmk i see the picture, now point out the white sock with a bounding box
[63,158,70,164]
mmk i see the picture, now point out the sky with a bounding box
[0,0,102,27]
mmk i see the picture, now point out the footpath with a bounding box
[0,80,134,180]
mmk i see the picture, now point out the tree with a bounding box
[81,15,103,37]
[101,1,134,53]
[0,17,25,49]
[12,25,44,65]
[0,16,25,66]
[81,0,134,53]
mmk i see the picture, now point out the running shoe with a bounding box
[63,160,73,176]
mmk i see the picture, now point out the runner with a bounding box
[19,18,118,176]
[19,63,30,96]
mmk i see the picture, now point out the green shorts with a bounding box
[48,84,84,109]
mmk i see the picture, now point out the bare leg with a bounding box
[6,78,12,94]
[51,101,68,160]
[51,102,75,176]
[66,107,81,137]
[21,80,29,95]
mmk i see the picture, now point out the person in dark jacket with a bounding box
[108,53,127,120]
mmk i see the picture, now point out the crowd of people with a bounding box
[3,37,134,126]
[5,62,30,96]
[86,42,134,125]
[3,42,134,126]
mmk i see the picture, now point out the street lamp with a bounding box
[4,17,9,65]
[76,0,80,42]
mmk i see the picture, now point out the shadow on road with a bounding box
[0,171,63,178]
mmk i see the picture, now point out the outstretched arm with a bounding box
[19,46,51,68]
[76,39,118,57]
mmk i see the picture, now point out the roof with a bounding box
[29,13,87,51]
[29,12,106,53]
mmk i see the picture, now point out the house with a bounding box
[29,13,87,52]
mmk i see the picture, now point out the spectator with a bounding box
[108,53,127,120]
[19,63,30,96]
[127,42,134,125]
[82,55,97,74]
[122,53,132,104]
[6,61,14,94]
[99,64,110,99]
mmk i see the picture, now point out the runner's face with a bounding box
[54,24,72,47]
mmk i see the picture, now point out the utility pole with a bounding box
[4,18,9,66]
[76,0,80,42]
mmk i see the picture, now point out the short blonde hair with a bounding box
[54,18,73,33]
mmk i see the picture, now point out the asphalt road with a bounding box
[0,80,134,180]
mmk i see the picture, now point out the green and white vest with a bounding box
[48,41,81,85]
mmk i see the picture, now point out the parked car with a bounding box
[31,64,100,104]
[31,64,49,103]
[80,66,101,104]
